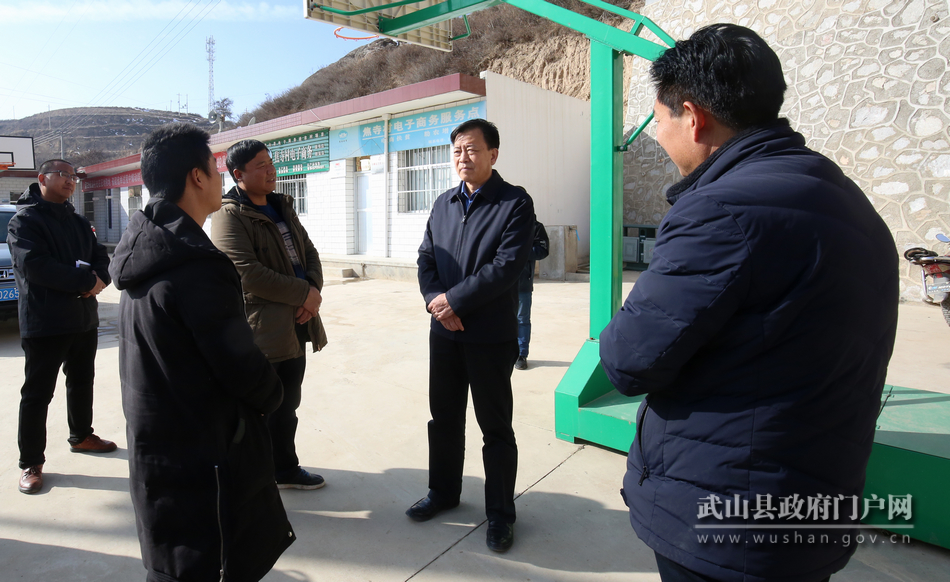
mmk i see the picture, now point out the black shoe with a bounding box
[514,356,527,370]
[406,496,459,522]
[276,467,325,490]
[486,520,514,552]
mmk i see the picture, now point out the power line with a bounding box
[34,0,221,145]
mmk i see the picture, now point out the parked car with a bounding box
[0,204,18,320]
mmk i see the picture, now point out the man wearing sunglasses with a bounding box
[7,158,115,495]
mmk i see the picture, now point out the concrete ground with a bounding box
[1,277,949,582]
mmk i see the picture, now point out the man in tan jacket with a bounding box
[211,139,328,490]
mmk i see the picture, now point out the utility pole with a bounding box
[206,36,215,116]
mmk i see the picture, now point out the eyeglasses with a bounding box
[45,171,81,184]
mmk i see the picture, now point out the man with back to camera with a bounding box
[599,24,899,582]
[410,118,535,553]
[8,158,115,495]
[110,124,294,581]
[211,138,328,491]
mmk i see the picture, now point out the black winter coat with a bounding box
[418,170,535,343]
[518,221,550,293]
[600,120,899,582]
[7,183,110,337]
[110,198,294,582]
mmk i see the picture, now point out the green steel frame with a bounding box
[308,0,950,551]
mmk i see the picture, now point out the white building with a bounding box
[80,72,590,280]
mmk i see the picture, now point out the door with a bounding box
[356,174,372,254]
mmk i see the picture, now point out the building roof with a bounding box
[81,73,486,183]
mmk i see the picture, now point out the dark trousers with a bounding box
[427,332,519,523]
[517,290,532,357]
[18,329,98,468]
[267,324,307,475]
[655,552,830,582]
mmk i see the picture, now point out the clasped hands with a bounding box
[428,293,464,331]
[80,274,107,298]
[296,285,322,324]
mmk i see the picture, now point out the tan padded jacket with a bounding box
[210,187,327,362]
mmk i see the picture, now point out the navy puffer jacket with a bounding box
[600,120,898,582]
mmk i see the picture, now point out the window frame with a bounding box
[276,173,308,216]
[396,145,453,214]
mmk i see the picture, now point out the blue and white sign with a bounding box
[329,100,487,160]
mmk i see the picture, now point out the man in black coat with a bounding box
[599,25,898,582]
[410,119,535,553]
[8,158,116,495]
[110,123,294,582]
[514,220,549,370]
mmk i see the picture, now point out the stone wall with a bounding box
[623,0,950,299]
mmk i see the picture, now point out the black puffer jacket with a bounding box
[7,183,110,337]
[600,120,899,582]
[418,170,535,343]
[110,198,293,582]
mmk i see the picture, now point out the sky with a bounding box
[0,0,375,122]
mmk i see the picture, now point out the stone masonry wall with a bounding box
[623,0,950,299]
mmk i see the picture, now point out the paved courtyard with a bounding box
[1,277,949,581]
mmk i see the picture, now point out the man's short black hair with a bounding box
[38,159,73,175]
[451,119,500,150]
[651,23,786,131]
[141,123,214,204]
[226,139,269,181]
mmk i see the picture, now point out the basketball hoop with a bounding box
[334,26,379,41]
[0,163,13,172]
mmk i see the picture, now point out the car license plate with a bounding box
[0,287,18,301]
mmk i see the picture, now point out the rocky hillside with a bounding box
[0,107,211,168]
[242,0,643,124]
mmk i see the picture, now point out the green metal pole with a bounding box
[588,40,623,338]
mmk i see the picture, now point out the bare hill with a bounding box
[0,107,211,168]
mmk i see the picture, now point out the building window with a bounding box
[276,173,307,215]
[128,185,143,213]
[397,145,452,213]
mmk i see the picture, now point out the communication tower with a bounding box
[206,36,215,116]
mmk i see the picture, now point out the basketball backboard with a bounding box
[0,136,36,171]
[304,0,461,52]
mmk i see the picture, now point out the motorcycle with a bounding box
[903,233,950,326]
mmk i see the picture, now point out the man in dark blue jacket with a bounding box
[8,159,116,494]
[600,24,898,582]
[411,119,535,553]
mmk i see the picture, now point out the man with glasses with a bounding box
[7,158,115,494]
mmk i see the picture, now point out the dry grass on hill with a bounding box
[239,0,642,125]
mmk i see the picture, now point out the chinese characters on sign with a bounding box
[329,100,487,160]
[266,130,330,176]
[696,493,913,523]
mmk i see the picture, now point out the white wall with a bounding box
[298,159,354,255]
[0,177,33,203]
[484,71,592,259]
